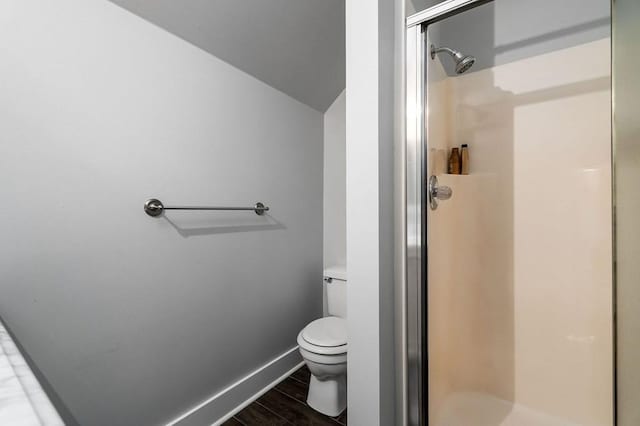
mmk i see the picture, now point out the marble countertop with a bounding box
[0,320,64,426]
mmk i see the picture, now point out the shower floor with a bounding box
[436,392,581,426]
[223,365,347,425]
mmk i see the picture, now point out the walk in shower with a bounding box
[405,1,618,425]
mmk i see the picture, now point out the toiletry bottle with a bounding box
[460,144,469,175]
[448,147,461,174]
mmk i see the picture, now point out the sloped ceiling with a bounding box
[109,0,345,112]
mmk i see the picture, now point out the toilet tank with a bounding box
[324,266,347,318]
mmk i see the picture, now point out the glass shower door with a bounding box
[411,1,614,425]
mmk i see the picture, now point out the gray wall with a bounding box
[428,0,610,76]
[323,91,346,270]
[0,0,323,425]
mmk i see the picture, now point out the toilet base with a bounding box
[307,374,346,417]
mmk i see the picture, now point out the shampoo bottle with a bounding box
[460,144,469,175]
[448,148,461,174]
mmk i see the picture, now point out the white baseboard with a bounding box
[166,346,303,426]
[212,358,305,426]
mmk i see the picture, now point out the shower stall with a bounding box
[404,0,622,425]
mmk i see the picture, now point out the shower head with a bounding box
[430,44,476,74]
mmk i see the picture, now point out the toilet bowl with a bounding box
[297,267,347,417]
[297,317,347,416]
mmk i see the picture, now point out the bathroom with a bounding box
[0,0,638,425]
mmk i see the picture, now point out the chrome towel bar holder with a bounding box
[144,198,269,217]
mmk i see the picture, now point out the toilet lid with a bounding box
[301,317,347,347]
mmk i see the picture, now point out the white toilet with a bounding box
[297,266,347,417]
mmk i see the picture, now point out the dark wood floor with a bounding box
[223,365,347,426]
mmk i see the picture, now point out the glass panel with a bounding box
[614,0,640,424]
[424,1,613,425]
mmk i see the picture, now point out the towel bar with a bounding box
[144,199,269,217]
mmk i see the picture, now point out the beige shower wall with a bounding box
[427,39,612,426]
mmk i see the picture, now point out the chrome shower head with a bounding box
[430,44,476,74]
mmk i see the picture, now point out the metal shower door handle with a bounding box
[428,175,452,210]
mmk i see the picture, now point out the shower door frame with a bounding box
[405,1,622,426]
[404,1,494,425]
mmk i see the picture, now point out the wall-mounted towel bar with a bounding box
[144,198,269,217]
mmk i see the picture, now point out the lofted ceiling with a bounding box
[109,0,345,112]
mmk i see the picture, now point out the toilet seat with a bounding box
[298,317,347,356]
[302,317,347,347]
